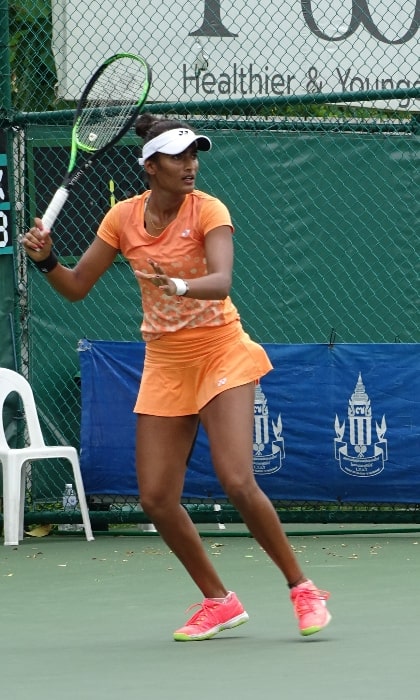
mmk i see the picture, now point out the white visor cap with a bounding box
[139,128,212,165]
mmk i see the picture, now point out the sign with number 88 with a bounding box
[0,210,9,248]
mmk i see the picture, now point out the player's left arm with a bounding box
[136,225,233,299]
[198,225,233,298]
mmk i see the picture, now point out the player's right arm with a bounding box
[22,217,118,302]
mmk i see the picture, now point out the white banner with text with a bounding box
[51,0,420,110]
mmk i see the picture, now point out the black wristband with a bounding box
[32,250,58,274]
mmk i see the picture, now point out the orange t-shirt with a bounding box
[97,189,240,341]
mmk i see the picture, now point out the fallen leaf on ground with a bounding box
[25,524,53,538]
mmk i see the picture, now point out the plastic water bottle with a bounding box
[59,483,82,532]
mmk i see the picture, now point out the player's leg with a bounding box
[136,413,249,640]
[200,383,331,635]
[135,413,228,597]
[199,382,305,584]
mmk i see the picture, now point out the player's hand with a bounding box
[134,258,178,296]
[20,218,53,261]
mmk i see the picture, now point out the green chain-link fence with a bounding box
[1,0,419,531]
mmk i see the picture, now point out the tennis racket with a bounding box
[41,53,152,231]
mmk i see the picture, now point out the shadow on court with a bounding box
[1,526,418,700]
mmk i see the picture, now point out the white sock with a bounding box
[208,591,231,603]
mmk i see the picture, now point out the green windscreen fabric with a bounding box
[202,131,419,344]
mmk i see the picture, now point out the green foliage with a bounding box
[9,0,56,111]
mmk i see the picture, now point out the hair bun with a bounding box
[135,113,158,139]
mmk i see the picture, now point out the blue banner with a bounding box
[78,339,420,503]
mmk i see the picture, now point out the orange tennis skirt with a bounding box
[134,320,273,416]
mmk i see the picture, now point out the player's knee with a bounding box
[139,490,167,518]
[222,473,258,507]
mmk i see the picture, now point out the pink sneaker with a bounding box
[173,591,249,641]
[290,580,331,636]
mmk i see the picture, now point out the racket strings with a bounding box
[76,57,149,151]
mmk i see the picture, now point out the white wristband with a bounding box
[170,278,189,296]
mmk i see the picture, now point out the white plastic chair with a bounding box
[0,367,94,545]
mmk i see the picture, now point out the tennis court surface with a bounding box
[1,525,418,700]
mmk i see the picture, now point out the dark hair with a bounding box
[135,113,192,144]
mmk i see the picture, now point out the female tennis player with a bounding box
[22,113,331,641]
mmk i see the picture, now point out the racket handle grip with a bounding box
[42,187,69,231]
